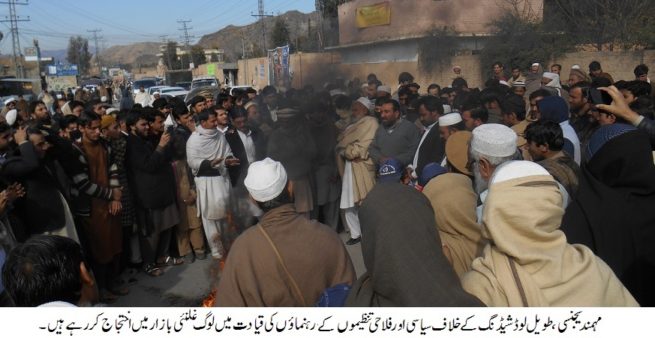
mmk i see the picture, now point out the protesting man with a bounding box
[215,158,355,306]
[337,98,379,245]
[186,109,239,260]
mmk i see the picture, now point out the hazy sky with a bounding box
[0,0,315,53]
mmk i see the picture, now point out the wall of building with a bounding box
[552,51,655,83]
[339,39,419,64]
[235,53,342,90]
[338,0,544,45]
[232,50,655,93]
[236,57,268,89]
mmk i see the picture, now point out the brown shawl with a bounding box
[81,137,121,264]
[215,204,355,306]
[422,173,486,278]
[336,115,379,204]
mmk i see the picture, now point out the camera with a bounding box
[587,88,612,106]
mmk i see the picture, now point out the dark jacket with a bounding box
[267,122,317,180]
[0,142,68,234]
[637,117,655,149]
[224,126,266,187]
[126,133,176,209]
[414,124,445,179]
[112,133,136,228]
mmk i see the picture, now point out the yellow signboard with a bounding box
[356,2,391,28]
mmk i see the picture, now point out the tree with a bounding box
[67,36,92,75]
[190,45,207,66]
[480,1,574,78]
[161,41,179,70]
[315,0,350,47]
[418,28,459,74]
[270,17,290,48]
[315,0,350,18]
[551,0,655,50]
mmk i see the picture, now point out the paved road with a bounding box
[112,232,365,307]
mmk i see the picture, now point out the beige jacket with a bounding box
[336,115,379,204]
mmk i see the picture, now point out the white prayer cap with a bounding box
[490,160,551,185]
[571,64,581,70]
[512,80,526,88]
[453,65,462,70]
[542,72,558,80]
[354,97,373,111]
[439,113,462,127]
[56,94,63,99]
[152,92,160,96]
[443,105,452,114]
[4,97,16,105]
[106,108,118,115]
[101,96,108,102]
[244,101,257,111]
[377,85,391,94]
[244,158,288,202]
[5,109,17,126]
[329,89,346,97]
[361,83,369,89]
[531,63,540,67]
[471,123,518,158]
[499,80,509,87]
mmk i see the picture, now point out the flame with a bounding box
[202,208,238,307]
[201,258,226,307]
[202,289,216,307]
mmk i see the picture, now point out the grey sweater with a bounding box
[368,119,420,167]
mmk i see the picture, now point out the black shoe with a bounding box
[346,237,361,245]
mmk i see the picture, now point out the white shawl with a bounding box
[186,125,233,220]
[543,72,562,89]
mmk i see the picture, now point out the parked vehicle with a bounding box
[0,77,41,102]
[184,86,220,104]
[176,81,191,90]
[165,70,192,87]
[161,90,189,101]
[191,76,219,90]
[147,86,168,95]
[159,87,185,94]
[132,78,158,94]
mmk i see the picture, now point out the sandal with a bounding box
[157,256,184,267]
[144,264,163,277]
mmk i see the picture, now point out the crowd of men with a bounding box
[0,59,654,308]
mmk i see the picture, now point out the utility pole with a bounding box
[33,38,41,81]
[87,29,102,75]
[241,32,248,86]
[251,0,273,55]
[160,34,174,70]
[177,20,195,69]
[0,0,29,78]
[314,0,324,50]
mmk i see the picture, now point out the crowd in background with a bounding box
[0,59,654,308]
